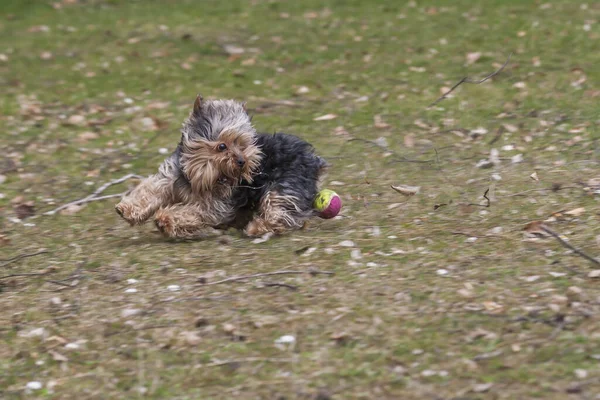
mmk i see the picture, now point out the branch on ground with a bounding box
[524,221,600,267]
[44,174,143,215]
[0,250,49,268]
[428,53,513,108]
[202,270,334,286]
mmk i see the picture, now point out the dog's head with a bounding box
[180,95,262,194]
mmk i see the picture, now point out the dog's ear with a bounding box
[192,94,204,115]
[241,101,248,114]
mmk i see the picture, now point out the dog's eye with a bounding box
[217,143,227,152]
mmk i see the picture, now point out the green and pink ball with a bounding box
[313,189,342,219]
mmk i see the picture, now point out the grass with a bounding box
[1,0,600,398]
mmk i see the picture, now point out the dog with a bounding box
[115,95,328,238]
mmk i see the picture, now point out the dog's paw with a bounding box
[154,211,174,237]
[115,202,147,226]
[245,219,270,237]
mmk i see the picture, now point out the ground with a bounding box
[1,0,600,399]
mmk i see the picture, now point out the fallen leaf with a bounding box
[373,114,390,129]
[223,44,245,55]
[587,270,600,278]
[330,331,349,344]
[332,126,349,137]
[14,201,35,219]
[49,350,68,362]
[473,383,493,393]
[466,328,498,343]
[565,207,585,217]
[482,301,503,313]
[530,172,539,181]
[67,115,86,126]
[466,52,481,65]
[314,114,337,121]
[77,131,99,142]
[390,184,420,196]
[60,204,84,215]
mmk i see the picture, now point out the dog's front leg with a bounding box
[115,174,174,225]
[154,202,232,239]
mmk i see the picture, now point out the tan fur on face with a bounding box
[181,130,262,195]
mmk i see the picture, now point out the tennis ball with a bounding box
[313,189,342,219]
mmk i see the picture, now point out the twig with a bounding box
[263,282,298,291]
[0,272,49,280]
[347,138,432,164]
[467,188,490,208]
[473,349,503,361]
[45,279,75,287]
[204,270,334,286]
[0,250,48,268]
[44,174,143,215]
[428,53,512,108]
[201,357,296,367]
[488,125,506,145]
[483,188,490,206]
[549,320,566,340]
[104,324,179,337]
[499,186,579,198]
[539,225,600,267]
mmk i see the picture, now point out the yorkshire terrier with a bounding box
[115,95,328,239]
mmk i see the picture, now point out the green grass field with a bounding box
[1,0,599,398]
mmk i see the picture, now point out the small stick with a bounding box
[44,174,143,215]
[204,270,334,286]
[539,225,600,267]
[0,250,49,268]
[203,357,295,367]
[499,186,579,198]
[428,53,512,108]
[347,138,432,164]
[0,272,50,280]
[45,193,126,215]
[467,188,490,208]
[263,282,298,291]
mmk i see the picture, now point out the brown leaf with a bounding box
[14,201,35,219]
[482,301,503,313]
[67,115,86,126]
[77,131,99,142]
[374,115,390,129]
[330,331,349,344]
[523,221,548,236]
[49,350,68,362]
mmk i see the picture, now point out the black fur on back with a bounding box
[230,132,327,223]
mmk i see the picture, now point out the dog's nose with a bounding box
[237,158,246,167]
